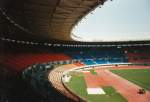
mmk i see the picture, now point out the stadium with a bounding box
[0,0,150,102]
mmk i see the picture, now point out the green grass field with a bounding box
[66,72,127,102]
[89,69,97,75]
[110,68,150,91]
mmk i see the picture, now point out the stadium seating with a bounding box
[125,48,150,63]
[1,44,150,102]
[65,49,127,65]
[95,59,108,64]
[22,63,79,101]
[83,59,96,65]
[2,47,150,73]
[0,53,71,72]
[73,62,85,66]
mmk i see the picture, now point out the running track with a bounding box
[84,68,150,102]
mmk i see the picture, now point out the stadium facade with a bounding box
[0,0,150,102]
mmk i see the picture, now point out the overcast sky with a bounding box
[72,0,150,42]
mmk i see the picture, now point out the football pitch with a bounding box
[66,72,127,102]
[110,68,150,91]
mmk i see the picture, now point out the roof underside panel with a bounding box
[0,0,107,41]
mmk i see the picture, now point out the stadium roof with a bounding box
[0,0,107,41]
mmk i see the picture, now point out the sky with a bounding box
[72,0,150,42]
